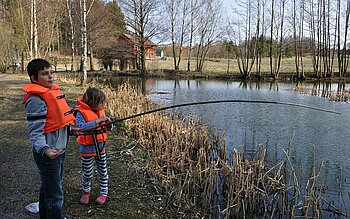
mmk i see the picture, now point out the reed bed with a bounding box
[57,73,349,218]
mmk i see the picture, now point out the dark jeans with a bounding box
[33,151,65,219]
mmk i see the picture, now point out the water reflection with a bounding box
[88,75,350,103]
[308,81,349,101]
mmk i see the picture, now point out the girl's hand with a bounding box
[97,115,109,123]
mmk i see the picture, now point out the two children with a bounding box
[23,59,111,218]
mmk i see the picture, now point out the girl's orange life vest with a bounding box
[22,83,75,133]
[75,98,107,145]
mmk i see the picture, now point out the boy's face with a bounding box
[31,67,54,88]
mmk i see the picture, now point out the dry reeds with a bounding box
[104,83,349,218]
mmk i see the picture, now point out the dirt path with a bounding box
[0,73,173,219]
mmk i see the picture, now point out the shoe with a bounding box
[80,192,90,204]
[95,194,108,205]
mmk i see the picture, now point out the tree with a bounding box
[164,0,190,70]
[194,0,223,73]
[118,0,163,76]
[226,0,259,79]
[269,0,286,80]
[292,0,305,80]
[30,0,37,59]
[66,0,76,71]
[81,0,89,83]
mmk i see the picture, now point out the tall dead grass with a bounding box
[103,83,349,218]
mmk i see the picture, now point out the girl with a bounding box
[75,87,110,205]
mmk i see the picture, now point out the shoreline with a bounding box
[81,69,350,83]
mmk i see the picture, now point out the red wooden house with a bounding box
[117,33,157,59]
[115,33,157,71]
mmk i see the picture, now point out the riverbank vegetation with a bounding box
[58,73,350,218]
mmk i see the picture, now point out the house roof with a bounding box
[120,33,156,47]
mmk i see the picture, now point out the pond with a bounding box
[97,76,350,211]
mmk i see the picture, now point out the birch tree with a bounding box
[30,0,38,59]
[78,0,97,83]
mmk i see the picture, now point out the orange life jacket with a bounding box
[75,98,108,145]
[22,83,75,133]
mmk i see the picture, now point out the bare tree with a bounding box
[227,0,259,79]
[66,0,76,71]
[195,0,223,73]
[337,0,350,77]
[165,0,190,70]
[118,0,162,76]
[292,0,305,80]
[269,0,286,80]
[76,0,96,83]
[187,0,199,71]
[30,0,37,59]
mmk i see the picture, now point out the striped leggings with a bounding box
[80,152,108,196]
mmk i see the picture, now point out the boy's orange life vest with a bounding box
[75,98,107,145]
[22,83,75,133]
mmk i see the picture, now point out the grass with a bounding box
[147,56,318,76]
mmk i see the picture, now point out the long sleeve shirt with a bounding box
[75,111,106,156]
[24,95,69,156]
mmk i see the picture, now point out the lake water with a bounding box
[103,77,350,210]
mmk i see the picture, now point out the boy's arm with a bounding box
[24,95,50,156]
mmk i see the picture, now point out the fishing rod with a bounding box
[80,99,341,135]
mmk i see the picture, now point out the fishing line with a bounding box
[80,99,341,135]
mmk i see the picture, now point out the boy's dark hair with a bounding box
[26,59,51,82]
[82,87,106,108]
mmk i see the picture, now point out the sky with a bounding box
[222,0,235,20]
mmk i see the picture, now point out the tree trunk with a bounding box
[66,0,75,72]
[82,0,88,83]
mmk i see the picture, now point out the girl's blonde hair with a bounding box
[82,87,106,108]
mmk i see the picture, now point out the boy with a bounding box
[22,58,77,219]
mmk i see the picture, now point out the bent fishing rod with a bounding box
[80,99,341,135]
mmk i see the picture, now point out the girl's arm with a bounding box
[75,111,100,129]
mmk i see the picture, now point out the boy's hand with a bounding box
[45,149,64,159]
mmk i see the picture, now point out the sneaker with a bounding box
[95,194,108,205]
[80,192,90,204]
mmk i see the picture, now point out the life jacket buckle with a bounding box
[64,109,74,116]
[56,94,66,99]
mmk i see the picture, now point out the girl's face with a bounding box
[91,102,106,111]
